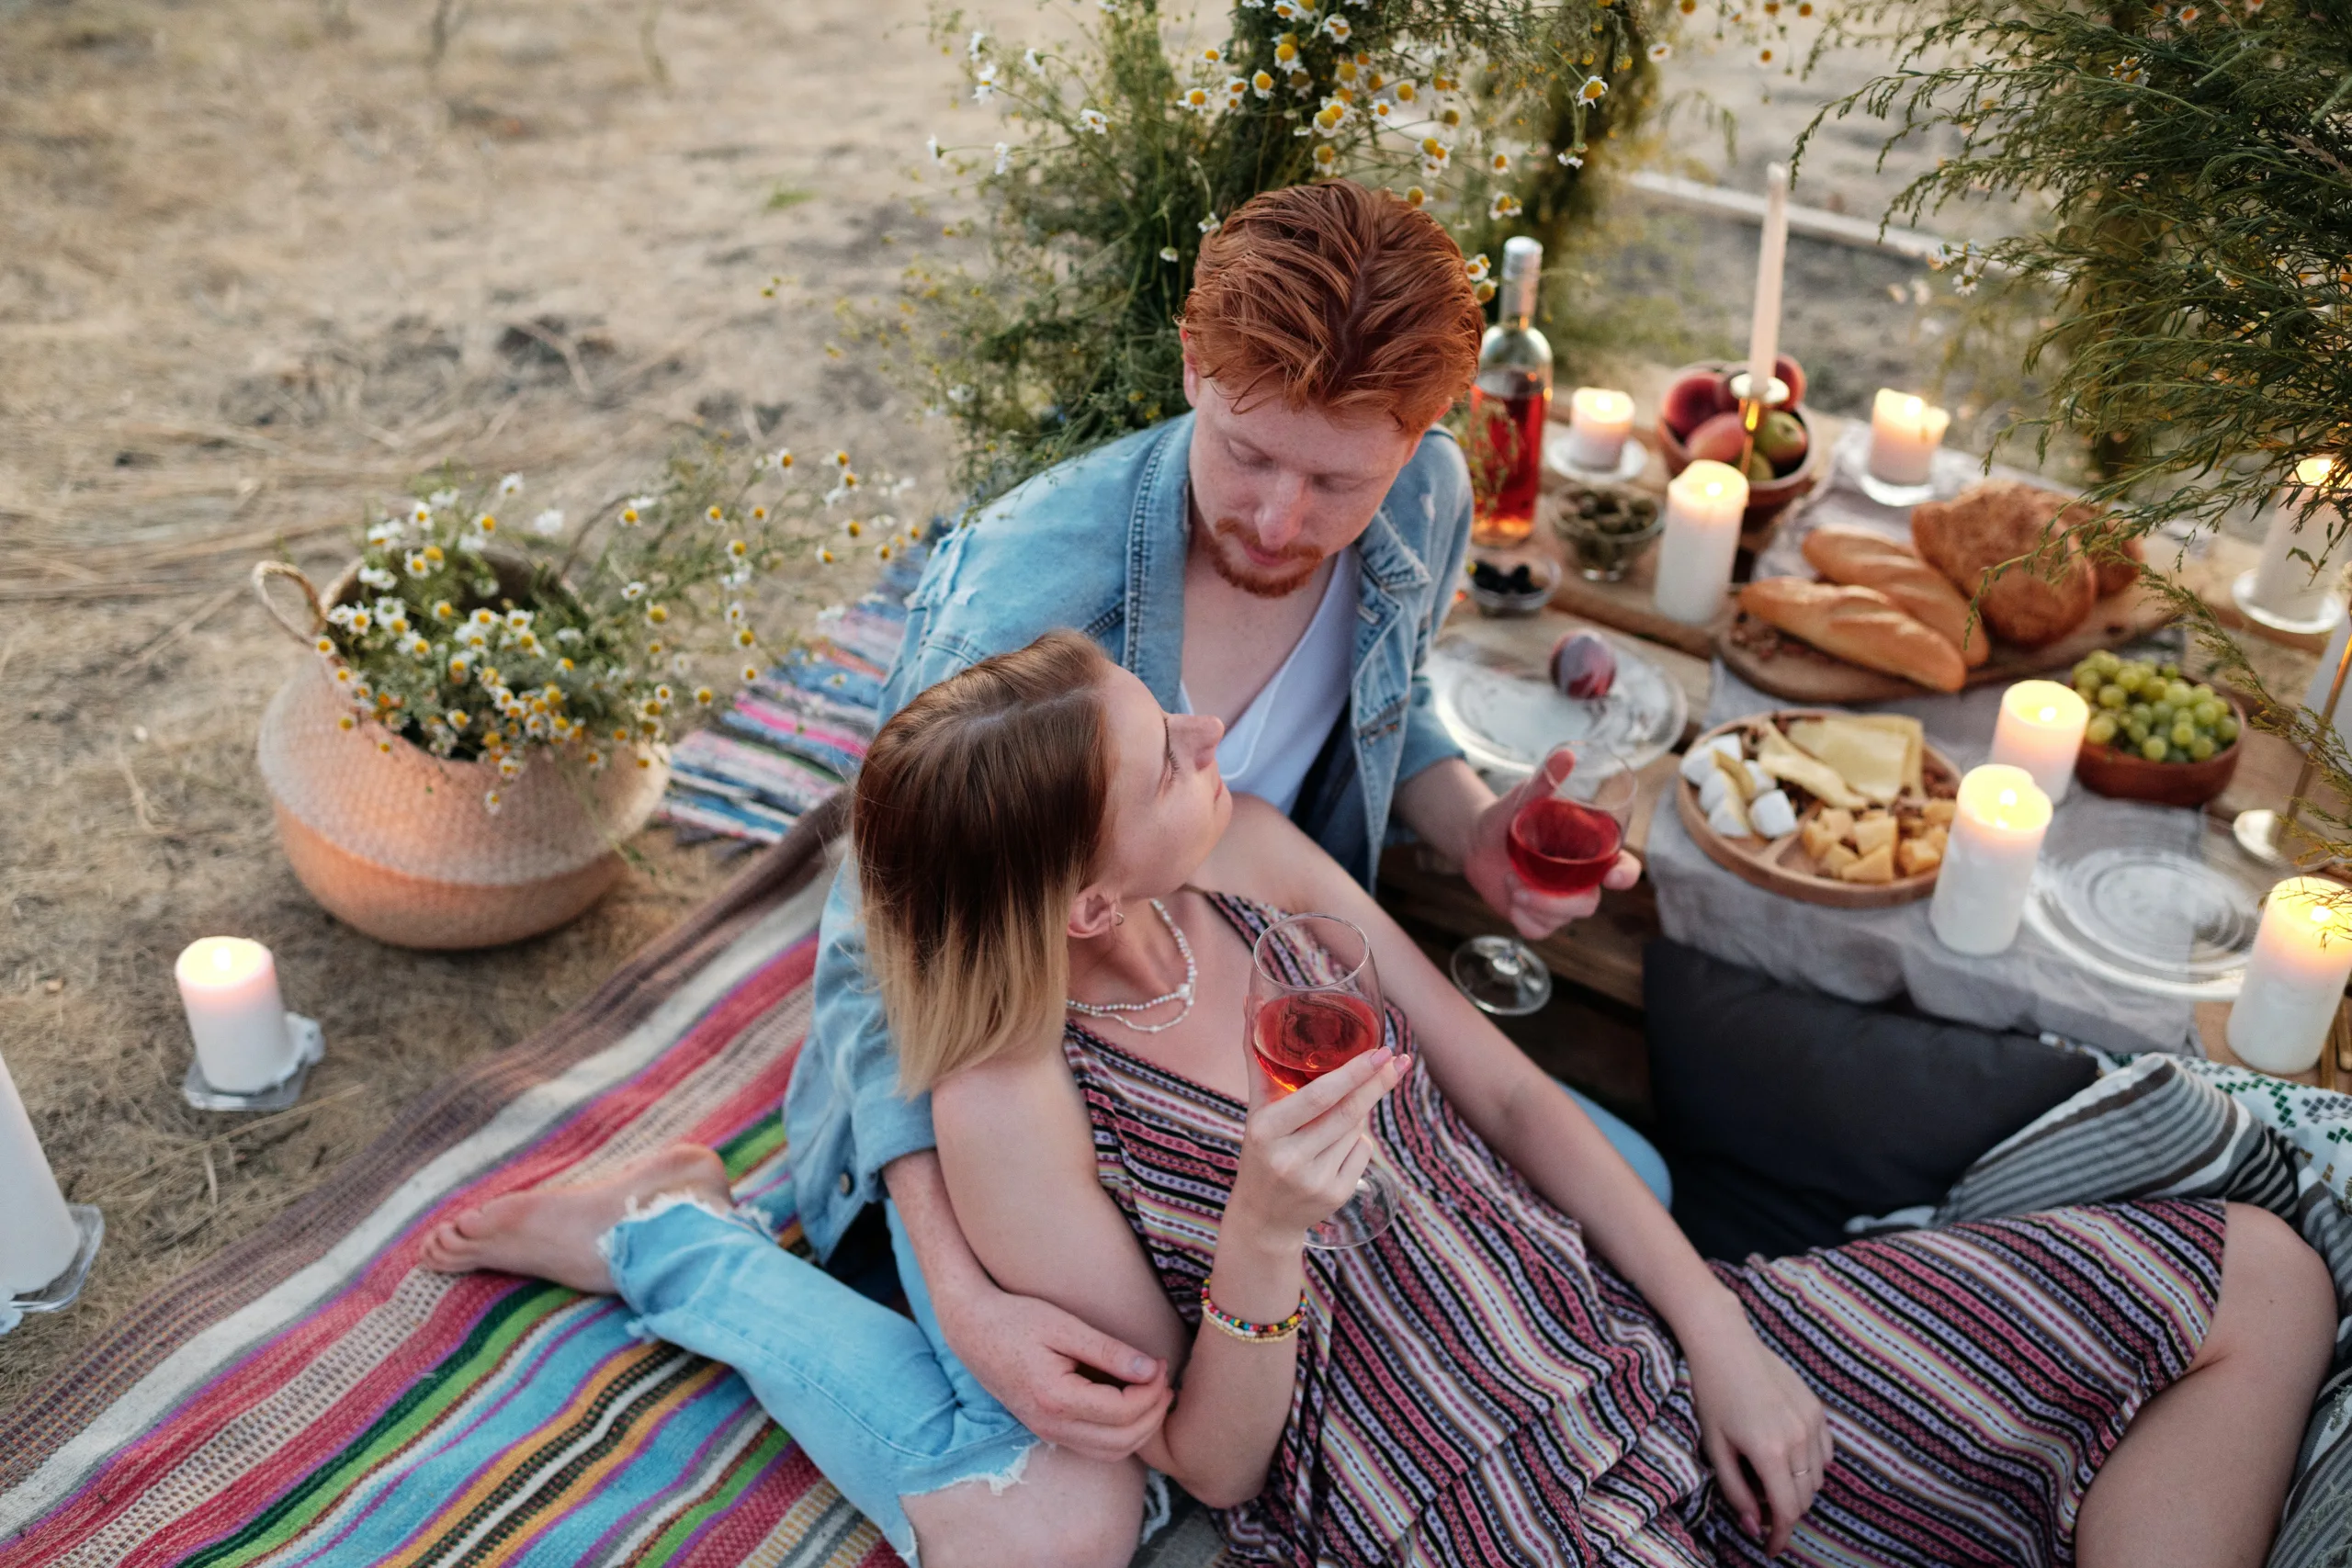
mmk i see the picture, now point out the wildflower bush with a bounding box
[305,441,909,814]
[1799,0,2352,853]
[909,0,1672,505]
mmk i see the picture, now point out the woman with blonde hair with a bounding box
[868,630,2332,1568]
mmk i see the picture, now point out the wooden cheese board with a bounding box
[1675,711,1962,908]
[1716,583,2176,704]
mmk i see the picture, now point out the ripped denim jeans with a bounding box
[602,1194,1036,1561]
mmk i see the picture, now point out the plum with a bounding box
[1551,629,1617,700]
[1661,371,1733,439]
[1755,409,1808,473]
[1683,410,1750,466]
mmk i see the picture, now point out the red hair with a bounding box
[1182,181,1484,434]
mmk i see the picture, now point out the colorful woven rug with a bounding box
[0,807,899,1568]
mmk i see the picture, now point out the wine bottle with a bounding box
[1468,236,1554,548]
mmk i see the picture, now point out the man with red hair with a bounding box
[427,181,1661,1565]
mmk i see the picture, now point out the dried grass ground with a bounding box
[1,0,1968,1409]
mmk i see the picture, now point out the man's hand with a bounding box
[937,1281,1173,1461]
[1461,750,1641,939]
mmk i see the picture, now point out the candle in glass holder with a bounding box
[1654,459,1749,625]
[1868,390,1951,487]
[1929,764,2052,955]
[1988,680,2090,804]
[175,938,296,1094]
[0,1049,80,1297]
[2245,457,2346,625]
[2226,876,2352,1075]
[1562,387,1635,471]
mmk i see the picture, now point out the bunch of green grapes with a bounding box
[2072,652,2241,762]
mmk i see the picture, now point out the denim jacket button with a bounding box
[836,1171,854,1197]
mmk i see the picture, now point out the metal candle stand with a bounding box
[1,1205,105,1334]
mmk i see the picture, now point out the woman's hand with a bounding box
[1681,1293,1833,1556]
[1225,1047,1400,1242]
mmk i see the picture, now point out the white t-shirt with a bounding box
[1180,550,1358,817]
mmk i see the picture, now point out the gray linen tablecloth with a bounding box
[1645,455,2204,1055]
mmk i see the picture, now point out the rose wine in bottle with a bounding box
[1468,236,1553,549]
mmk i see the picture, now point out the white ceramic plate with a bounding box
[1430,632,1687,782]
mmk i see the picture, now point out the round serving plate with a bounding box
[2019,810,2272,1000]
[1430,632,1687,782]
[1673,712,1961,908]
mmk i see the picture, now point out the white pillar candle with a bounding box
[1867,389,1951,487]
[2245,457,2346,624]
[1562,387,1635,470]
[175,938,296,1094]
[1929,764,2052,956]
[1988,680,2090,805]
[2227,876,2352,1075]
[0,1050,81,1298]
[1744,164,1790,411]
[1654,459,1750,625]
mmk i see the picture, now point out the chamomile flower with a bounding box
[1313,142,1338,167]
[1024,47,1042,71]
[359,565,397,591]
[429,488,458,508]
[336,712,357,731]
[1559,149,1585,168]
[1200,44,1222,63]
[1080,107,1109,135]
[407,635,434,659]
[876,541,895,561]
[1578,75,1609,102]
[1489,151,1512,175]
[1315,97,1351,133]
[528,509,563,536]
[1200,211,1222,233]
[1161,244,1182,261]
[368,521,401,547]
[1272,31,1301,68]
[1321,14,1351,41]
[406,551,433,576]
[646,604,669,626]
[498,473,524,497]
[1373,99,1394,120]
[1405,185,1427,207]
[968,28,987,58]
[843,518,865,539]
[695,686,715,707]
[1754,44,1778,65]
[927,134,944,163]
[1251,70,1275,97]
[497,753,523,779]
[482,789,503,815]
[736,626,759,648]
[1420,136,1452,171]
[818,547,838,565]
[622,581,647,601]
[741,663,762,682]
[1464,253,1492,283]
[505,608,532,631]
[447,709,470,730]
[347,608,372,634]
[995,141,1012,175]
[1489,193,1522,219]
[974,61,1000,101]
[1647,41,1673,61]
[1182,85,1215,113]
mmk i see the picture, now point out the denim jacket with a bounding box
[786,412,1474,1257]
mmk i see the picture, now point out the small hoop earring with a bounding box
[1114,910,1125,926]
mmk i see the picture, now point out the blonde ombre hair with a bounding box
[854,631,1113,1094]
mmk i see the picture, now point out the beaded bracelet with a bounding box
[1199,1277,1308,1342]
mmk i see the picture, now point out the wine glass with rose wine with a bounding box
[1450,747,1638,1016]
[1247,913,1399,1250]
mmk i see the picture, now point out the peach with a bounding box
[1683,410,1750,466]
[1661,371,1733,438]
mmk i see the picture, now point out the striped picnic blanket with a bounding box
[0,814,897,1568]
[1853,1052,2352,1568]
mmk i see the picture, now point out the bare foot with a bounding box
[418,1143,733,1293]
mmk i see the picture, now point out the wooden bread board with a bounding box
[1675,713,1962,908]
[1716,583,2176,704]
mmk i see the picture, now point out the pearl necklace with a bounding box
[1066,898,1197,1032]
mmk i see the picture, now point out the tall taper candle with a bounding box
[1745,164,1791,411]
[2227,876,2352,1075]
[0,1050,81,1297]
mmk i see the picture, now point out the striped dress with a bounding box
[1068,895,2226,1568]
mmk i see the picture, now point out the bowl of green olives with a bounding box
[2069,651,2245,807]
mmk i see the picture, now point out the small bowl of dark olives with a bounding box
[1550,484,1664,582]
[1464,555,1562,617]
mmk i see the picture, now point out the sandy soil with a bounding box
[0,0,1978,1404]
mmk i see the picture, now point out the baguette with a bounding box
[1738,578,1968,693]
[1800,524,1989,667]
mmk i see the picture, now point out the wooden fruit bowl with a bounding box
[1656,362,1829,533]
[2073,694,2246,807]
[1675,712,1962,908]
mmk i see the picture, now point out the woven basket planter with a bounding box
[252,558,669,951]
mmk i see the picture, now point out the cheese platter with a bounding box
[1674,710,1963,908]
